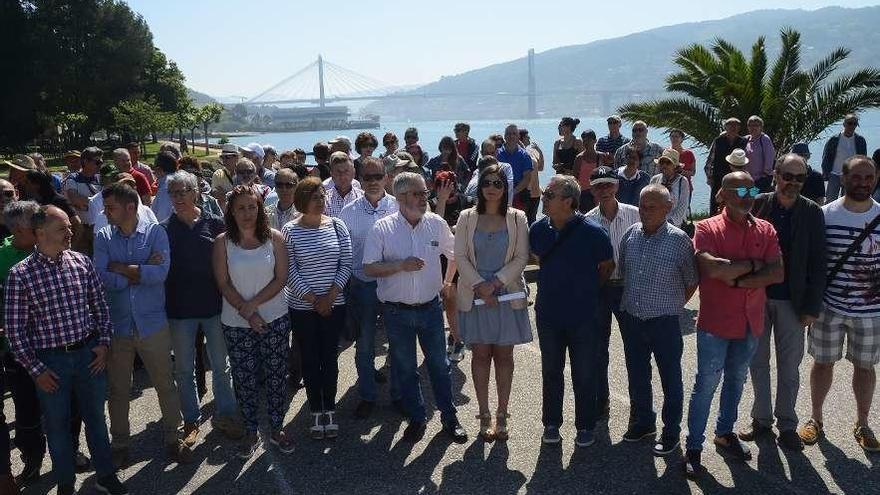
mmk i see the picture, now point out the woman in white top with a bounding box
[213,186,292,458]
[650,149,690,228]
[282,177,353,440]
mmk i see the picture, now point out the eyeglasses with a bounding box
[405,189,429,198]
[779,172,807,183]
[481,179,504,189]
[275,182,297,189]
[169,188,194,198]
[725,186,760,198]
[362,173,385,182]
[0,190,15,199]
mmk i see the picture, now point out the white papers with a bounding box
[473,292,527,306]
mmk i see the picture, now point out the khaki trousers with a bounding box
[107,327,182,448]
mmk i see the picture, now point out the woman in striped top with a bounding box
[283,177,353,440]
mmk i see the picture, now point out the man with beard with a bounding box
[799,155,880,452]
[684,172,784,477]
[741,155,826,451]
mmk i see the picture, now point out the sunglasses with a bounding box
[780,172,807,183]
[0,190,15,199]
[275,181,297,189]
[362,173,385,182]
[726,186,760,198]
[481,179,504,189]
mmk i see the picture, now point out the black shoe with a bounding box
[354,400,375,419]
[623,424,657,442]
[391,399,406,416]
[74,450,91,473]
[58,483,75,495]
[652,435,681,456]
[683,449,702,478]
[374,369,387,384]
[714,432,752,460]
[778,429,805,451]
[402,421,427,442]
[442,420,469,444]
[15,456,42,485]
[95,473,129,495]
[738,420,774,442]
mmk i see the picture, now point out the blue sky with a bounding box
[127,0,877,98]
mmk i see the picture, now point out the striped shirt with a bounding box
[585,202,641,281]
[596,134,630,155]
[822,198,880,317]
[339,194,398,283]
[282,217,353,311]
[5,250,113,378]
[324,185,363,218]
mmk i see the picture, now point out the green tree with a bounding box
[111,97,172,144]
[618,29,880,154]
[196,103,225,154]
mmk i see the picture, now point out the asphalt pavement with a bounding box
[5,287,879,494]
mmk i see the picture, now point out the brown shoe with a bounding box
[212,416,245,441]
[166,441,193,464]
[854,425,880,452]
[798,418,824,446]
[738,420,774,442]
[182,422,200,449]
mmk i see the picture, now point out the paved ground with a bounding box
[5,287,879,494]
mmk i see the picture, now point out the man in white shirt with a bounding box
[362,172,466,443]
[151,151,178,223]
[89,169,158,234]
[339,158,399,419]
[822,114,867,201]
[584,166,641,420]
[324,152,363,217]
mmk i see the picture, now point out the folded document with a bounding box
[473,292,527,306]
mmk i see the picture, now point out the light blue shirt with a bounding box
[94,220,170,338]
[151,176,173,223]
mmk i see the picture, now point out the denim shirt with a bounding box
[94,220,170,338]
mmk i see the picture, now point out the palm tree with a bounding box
[618,29,880,154]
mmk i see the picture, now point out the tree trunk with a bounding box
[203,123,210,154]
[191,128,196,154]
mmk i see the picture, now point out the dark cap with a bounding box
[590,166,620,185]
[99,163,121,184]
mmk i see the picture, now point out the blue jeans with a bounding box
[350,279,399,402]
[537,316,599,431]
[382,299,457,425]
[169,316,238,423]
[621,313,684,439]
[685,329,758,451]
[826,173,843,201]
[34,336,115,486]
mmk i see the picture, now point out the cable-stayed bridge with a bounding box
[244,51,660,116]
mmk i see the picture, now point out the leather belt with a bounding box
[382,297,439,310]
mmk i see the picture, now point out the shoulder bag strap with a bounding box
[826,212,880,285]
[540,214,582,264]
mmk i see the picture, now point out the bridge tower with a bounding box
[527,48,537,119]
[318,54,326,108]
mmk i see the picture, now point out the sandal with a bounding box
[476,412,495,442]
[324,411,339,439]
[310,413,325,440]
[495,412,511,442]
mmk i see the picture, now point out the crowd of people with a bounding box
[0,114,877,494]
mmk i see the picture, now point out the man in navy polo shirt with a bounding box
[530,175,614,448]
[497,124,534,210]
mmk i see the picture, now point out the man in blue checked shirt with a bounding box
[618,184,698,457]
[93,183,188,467]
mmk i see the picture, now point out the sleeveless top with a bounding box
[557,146,577,174]
[220,238,288,327]
[576,155,599,190]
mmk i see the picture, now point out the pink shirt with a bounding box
[694,210,781,339]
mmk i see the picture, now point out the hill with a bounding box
[366,6,880,120]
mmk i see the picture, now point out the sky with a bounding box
[127,0,878,99]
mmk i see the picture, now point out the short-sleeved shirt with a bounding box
[362,211,455,305]
[529,214,613,328]
[822,198,880,317]
[127,168,153,198]
[497,146,534,187]
[596,134,630,155]
[339,194,398,282]
[694,210,781,339]
[62,172,100,224]
[585,203,641,281]
[619,222,698,319]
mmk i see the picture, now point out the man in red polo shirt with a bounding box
[683,171,784,478]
